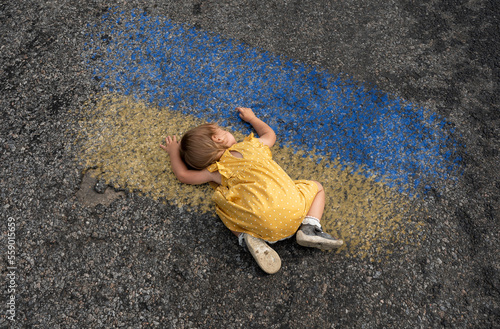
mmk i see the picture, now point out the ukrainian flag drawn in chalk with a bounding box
[78,10,462,259]
[86,10,461,195]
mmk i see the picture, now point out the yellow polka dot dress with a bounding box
[207,134,318,242]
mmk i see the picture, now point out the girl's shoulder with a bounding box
[233,133,272,158]
[241,133,264,147]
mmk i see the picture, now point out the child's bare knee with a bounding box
[312,180,324,192]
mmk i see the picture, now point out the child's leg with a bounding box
[296,181,344,250]
[306,181,325,220]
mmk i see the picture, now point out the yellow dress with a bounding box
[207,134,318,242]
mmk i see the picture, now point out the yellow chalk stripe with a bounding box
[76,94,424,260]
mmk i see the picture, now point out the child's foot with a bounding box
[296,224,344,250]
[243,234,281,274]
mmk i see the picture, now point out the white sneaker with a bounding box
[243,234,281,274]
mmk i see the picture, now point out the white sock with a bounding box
[302,216,322,229]
[238,233,246,247]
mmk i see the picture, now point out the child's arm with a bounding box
[236,107,276,148]
[159,136,221,185]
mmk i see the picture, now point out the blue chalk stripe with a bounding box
[86,9,462,195]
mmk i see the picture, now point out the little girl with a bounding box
[160,107,343,274]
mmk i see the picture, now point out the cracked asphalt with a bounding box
[1,0,499,328]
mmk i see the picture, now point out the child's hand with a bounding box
[236,107,257,123]
[237,106,276,147]
[159,136,180,156]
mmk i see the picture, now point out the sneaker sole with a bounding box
[244,235,281,274]
[296,230,344,250]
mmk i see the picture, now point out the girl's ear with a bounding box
[211,134,222,143]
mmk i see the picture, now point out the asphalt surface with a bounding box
[1,0,499,328]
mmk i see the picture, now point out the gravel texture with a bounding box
[1,0,499,328]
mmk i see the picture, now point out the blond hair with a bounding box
[180,123,228,169]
